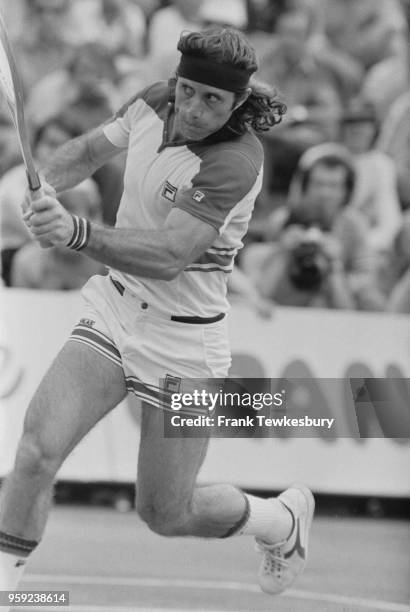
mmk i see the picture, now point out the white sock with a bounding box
[0,550,27,592]
[239,495,294,543]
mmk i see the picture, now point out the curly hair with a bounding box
[177,28,286,133]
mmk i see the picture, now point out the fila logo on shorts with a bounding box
[192,190,205,203]
[162,181,178,202]
[164,374,182,394]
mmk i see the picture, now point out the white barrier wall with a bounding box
[0,288,409,496]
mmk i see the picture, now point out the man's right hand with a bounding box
[21,179,57,248]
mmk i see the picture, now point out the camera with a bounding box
[288,234,331,291]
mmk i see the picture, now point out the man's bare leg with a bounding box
[136,404,293,539]
[0,341,126,597]
[136,402,314,595]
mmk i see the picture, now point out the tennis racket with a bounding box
[0,10,41,192]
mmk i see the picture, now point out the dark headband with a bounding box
[177,54,252,93]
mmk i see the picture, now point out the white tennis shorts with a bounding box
[69,274,231,410]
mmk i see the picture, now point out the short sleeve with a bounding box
[102,84,157,149]
[173,146,262,232]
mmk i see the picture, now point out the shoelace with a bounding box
[255,540,291,575]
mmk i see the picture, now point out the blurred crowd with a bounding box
[0,0,409,314]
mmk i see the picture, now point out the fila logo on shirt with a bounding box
[192,190,205,203]
[162,181,178,202]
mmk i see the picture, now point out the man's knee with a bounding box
[14,432,62,482]
[135,493,189,537]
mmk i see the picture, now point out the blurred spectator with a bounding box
[136,0,161,21]
[13,0,76,94]
[69,0,146,56]
[27,42,121,133]
[377,91,410,211]
[314,0,409,115]
[0,0,26,42]
[0,116,100,286]
[245,145,385,310]
[200,0,248,29]
[147,0,205,81]
[402,0,410,26]
[377,212,410,313]
[341,101,402,252]
[228,264,274,318]
[11,186,105,290]
[256,5,341,205]
[0,122,21,176]
[389,271,410,313]
[251,225,355,308]
[248,0,322,55]
[246,0,285,34]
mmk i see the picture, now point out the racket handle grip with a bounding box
[27,170,42,193]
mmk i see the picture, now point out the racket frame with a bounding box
[0,11,41,191]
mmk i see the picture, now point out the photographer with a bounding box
[254,145,386,310]
[255,223,355,309]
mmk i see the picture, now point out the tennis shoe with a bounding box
[255,484,315,595]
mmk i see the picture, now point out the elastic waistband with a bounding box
[110,276,225,325]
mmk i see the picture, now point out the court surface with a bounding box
[12,505,410,612]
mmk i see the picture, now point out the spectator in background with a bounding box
[69,0,146,57]
[314,0,409,116]
[11,185,105,290]
[388,219,410,314]
[26,42,126,224]
[147,0,205,81]
[0,122,21,177]
[0,117,100,286]
[13,0,76,94]
[228,264,274,318]
[245,146,385,310]
[377,212,410,314]
[27,42,121,133]
[341,101,402,252]
[200,0,248,29]
[377,91,410,212]
[252,223,355,309]
[246,0,284,35]
[402,0,410,27]
[256,5,341,207]
[67,0,150,97]
[0,0,26,43]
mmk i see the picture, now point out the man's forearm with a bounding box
[84,224,181,280]
[41,133,98,193]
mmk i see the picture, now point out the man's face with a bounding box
[303,163,348,227]
[174,77,240,141]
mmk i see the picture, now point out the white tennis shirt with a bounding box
[103,81,263,317]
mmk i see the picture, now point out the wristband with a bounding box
[66,215,91,251]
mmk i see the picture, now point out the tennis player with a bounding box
[0,28,314,603]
